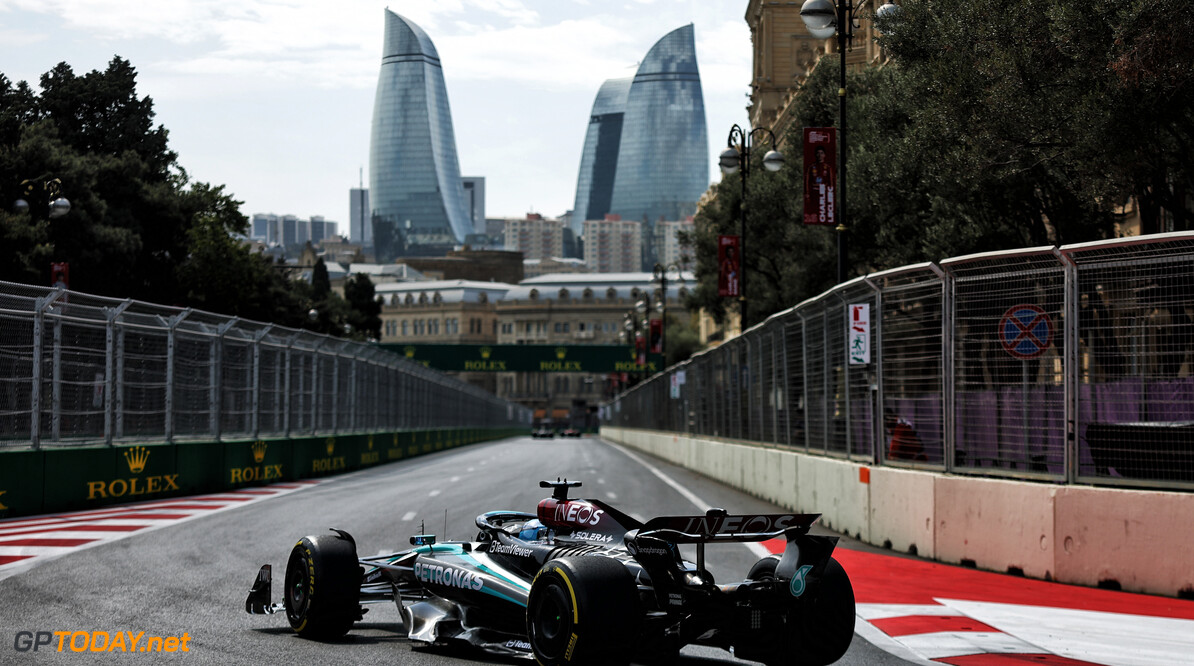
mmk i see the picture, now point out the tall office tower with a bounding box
[281,214,299,248]
[571,78,632,235]
[571,25,709,229]
[369,10,471,261]
[462,177,486,236]
[350,187,371,244]
[251,213,277,243]
[310,216,328,245]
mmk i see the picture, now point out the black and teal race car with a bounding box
[245,479,855,666]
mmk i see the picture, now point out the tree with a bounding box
[344,273,382,340]
[1,57,317,326]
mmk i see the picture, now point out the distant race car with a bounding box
[561,428,582,438]
[245,479,855,666]
[531,428,555,439]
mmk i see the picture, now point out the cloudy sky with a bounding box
[1,0,752,227]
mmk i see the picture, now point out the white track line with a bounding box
[602,439,771,560]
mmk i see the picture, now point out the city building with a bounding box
[250,213,337,249]
[349,187,371,245]
[369,10,472,260]
[655,217,696,269]
[571,78,632,236]
[583,215,642,273]
[523,257,588,279]
[400,248,524,285]
[371,271,693,429]
[376,280,512,395]
[495,273,694,423]
[746,0,886,143]
[571,25,709,230]
[461,177,485,237]
[503,214,567,262]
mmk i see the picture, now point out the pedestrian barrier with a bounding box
[605,232,1194,491]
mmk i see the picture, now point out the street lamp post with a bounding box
[800,0,899,284]
[719,125,784,330]
[12,177,71,221]
[652,262,685,363]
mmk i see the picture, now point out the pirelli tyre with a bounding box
[284,532,361,639]
[745,554,855,666]
[526,556,638,666]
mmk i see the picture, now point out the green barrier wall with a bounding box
[0,450,45,519]
[0,427,525,519]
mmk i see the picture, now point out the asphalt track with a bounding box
[1,435,1192,665]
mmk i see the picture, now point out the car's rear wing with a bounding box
[638,512,820,544]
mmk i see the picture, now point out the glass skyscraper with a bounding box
[571,77,632,232]
[571,24,709,231]
[369,10,472,260]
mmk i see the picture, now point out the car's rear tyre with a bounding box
[284,532,361,639]
[526,556,638,666]
[746,554,855,666]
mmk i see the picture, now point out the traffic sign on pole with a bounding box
[999,304,1053,360]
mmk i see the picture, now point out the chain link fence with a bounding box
[1,281,530,448]
[605,232,1194,491]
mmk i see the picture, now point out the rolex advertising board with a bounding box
[379,344,663,373]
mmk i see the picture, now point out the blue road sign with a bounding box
[999,304,1053,360]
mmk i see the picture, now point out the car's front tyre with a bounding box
[526,556,638,666]
[283,531,361,639]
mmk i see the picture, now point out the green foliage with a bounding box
[690,0,1192,328]
[344,273,382,340]
[0,56,314,329]
[312,258,331,301]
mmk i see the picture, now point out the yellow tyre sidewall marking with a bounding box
[554,566,580,625]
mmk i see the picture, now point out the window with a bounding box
[559,288,569,299]
[432,292,442,304]
[606,287,617,299]
[478,292,488,304]
[401,320,409,336]
[404,294,414,305]
[418,293,428,304]
[430,319,440,335]
[529,289,539,300]
[562,323,570,333]
[554,322,563,333]
[583,288,593,299]
[578,322,586,332]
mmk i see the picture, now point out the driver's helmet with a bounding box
[519,519,547,541]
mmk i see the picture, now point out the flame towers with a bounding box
[572,24,709,231]
[370,10,472,260]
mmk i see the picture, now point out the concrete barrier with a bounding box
[1053,486,1194,595]
[601,426,1194,598]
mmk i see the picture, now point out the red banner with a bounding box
[50,262,70,289]
[649,318,663,354]
[717,235,740,297]
[803,127,837,226]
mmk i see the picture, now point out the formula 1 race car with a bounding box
[245,479,855,666]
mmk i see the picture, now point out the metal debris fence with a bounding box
[606,232,1194,490]
[0,282,530,448]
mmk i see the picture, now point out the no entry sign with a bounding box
[999,304,1053,359]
